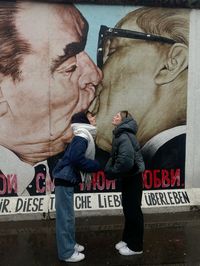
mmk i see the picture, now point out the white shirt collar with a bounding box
[0,145,49,196]
[141,125,186,159]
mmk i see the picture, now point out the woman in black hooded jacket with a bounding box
[105,110,145,256]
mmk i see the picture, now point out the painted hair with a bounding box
[0,2,31,81]
[116,7,189,46]
[0,3,88,82]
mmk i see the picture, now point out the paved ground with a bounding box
[0,211,200,266]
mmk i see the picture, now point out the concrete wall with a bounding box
[0,1,199,220]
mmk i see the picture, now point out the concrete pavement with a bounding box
[0,211,200,266]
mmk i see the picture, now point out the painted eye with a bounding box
[103,46,116,65]
[57,64,77,76]
[65,64,77,74]
[107,48,116,57]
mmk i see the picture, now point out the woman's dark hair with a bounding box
[120,110,133,121]
[71,111,90,124]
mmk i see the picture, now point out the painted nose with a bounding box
[77,51,103,89]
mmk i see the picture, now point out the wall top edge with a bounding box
[7,0,200,9]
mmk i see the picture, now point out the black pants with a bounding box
[121,173,144,251]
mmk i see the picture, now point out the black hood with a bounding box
[113,117,138,137]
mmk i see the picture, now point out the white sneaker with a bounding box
[119,246,143,256]
[65,251,85,262]
[74,243,85,252]
[115,241,127,250]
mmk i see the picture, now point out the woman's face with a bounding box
[112,112,122,126]
[87,113,96,126]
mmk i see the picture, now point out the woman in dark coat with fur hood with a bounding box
[105,110,145,256]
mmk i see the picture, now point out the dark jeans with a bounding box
[121,173,144,251]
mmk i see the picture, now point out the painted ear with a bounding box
[155,43,188,85]
[0,85,8,117]
[0,100,8,117]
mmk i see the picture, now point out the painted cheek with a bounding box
[71,52,102,111]
[50,73,79,108]
[77,52,102,89]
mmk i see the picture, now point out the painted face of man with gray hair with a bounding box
[91,7,189,152]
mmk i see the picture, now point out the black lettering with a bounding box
[75,196,81,210]
[163,192,170,204]
[26,198,32,212]
[32,198,39,212]
[75,196,92,209]
[38,198,44,211]
[87,196,92,209]
[167,192,175,204]
[155,193,161,205]
[179,191,190,204]
[1,199,10,213]
[50,196,55,210]
[159,193,167,205]
[107,195,114,208]
[144,193,152,206]
[150,193,157,205]
[173,192,181,204]
[15,198,23,212]
[113,195,121,207]
[98,194,104,208]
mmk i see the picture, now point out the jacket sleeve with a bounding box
[69,136,100,173]
[110,134,135,175]
[104,157,114,178]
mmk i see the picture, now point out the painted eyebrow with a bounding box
[51,42,84,74]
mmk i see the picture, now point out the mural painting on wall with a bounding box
[90,7,189,192]
[0,1,189,200]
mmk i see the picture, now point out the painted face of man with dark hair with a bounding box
[0,2,102,165]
